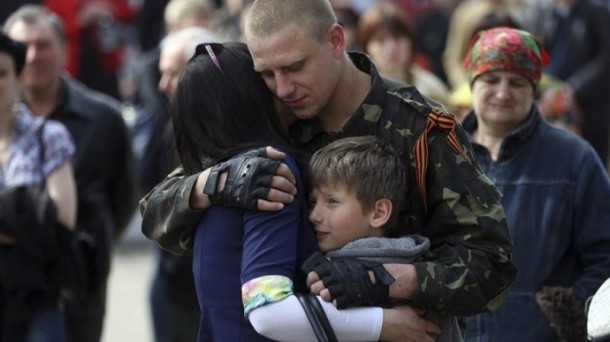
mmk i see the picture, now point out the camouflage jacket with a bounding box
[140,52,517,316]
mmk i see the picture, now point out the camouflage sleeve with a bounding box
[409,116,517,316]
[139,166,203,255]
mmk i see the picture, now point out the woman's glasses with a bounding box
[191,43,224,73]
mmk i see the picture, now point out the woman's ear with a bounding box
[370,198,393,229]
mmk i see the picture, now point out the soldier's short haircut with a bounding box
[3,4,67,44]
[309,136,407,228]
[245,0,337,42]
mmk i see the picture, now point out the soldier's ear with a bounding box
[327,23,345,59]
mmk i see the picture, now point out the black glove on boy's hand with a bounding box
[302,252,395,309]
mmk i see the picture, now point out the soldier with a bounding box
[141,0,516,338]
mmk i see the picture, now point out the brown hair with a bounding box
[356,2,418,57]
[309,136,407,231]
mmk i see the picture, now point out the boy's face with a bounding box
[309,184,378,253]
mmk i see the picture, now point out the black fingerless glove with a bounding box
[302,252,395,309]
[203,148,281,210]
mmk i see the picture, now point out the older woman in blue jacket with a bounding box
[461,27,610,341]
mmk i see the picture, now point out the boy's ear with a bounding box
[370,198,393,229]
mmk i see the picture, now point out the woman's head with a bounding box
[464,28,548,129]
[171,42,289,174]
[464,27,548,88]
[0,32,26,75]
[356,2,417,70]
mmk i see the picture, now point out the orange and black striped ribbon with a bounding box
[413,108,468,210]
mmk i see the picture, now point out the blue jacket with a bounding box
[462,108,610,341]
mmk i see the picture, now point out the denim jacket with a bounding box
[462,107,610,341]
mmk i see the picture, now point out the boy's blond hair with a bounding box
[309,136,407,233]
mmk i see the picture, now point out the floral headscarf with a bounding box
[463,27,549,86]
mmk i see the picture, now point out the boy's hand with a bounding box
[303,253,394,309]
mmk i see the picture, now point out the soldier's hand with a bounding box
[258,147,297,211]
[195,147,296,211]
[380,305,441,342]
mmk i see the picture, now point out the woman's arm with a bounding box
[46,161,77,230]
[249,293,440,342]
[249,294,382,341]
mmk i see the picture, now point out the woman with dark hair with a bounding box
[173,42,419,342]
[172,42,292,174]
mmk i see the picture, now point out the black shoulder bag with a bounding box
[295,293,338,342]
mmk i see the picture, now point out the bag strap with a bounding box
[36,119,47,186]
[295,293,338,342]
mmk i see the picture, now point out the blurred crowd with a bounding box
[0,0,609,341]
[3,0,609,165]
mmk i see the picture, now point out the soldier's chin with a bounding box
[292,108,318,121]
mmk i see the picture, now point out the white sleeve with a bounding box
[248,295,382,341]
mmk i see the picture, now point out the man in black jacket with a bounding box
[4,5,138,342]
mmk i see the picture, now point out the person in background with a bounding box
[446,11,521,120]
[447,13,578,134]
[442,0,518,90]
[356,2,449,105]
[212,0,247,41]
[131,0,219,194]
[3,5,138,342]
[521,0,610,166]
[460,27,610,341]
[0,31,76,342]
[135,0,171,54]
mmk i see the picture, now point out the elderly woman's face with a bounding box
[0,52,18,110]
[472,70,535,130]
